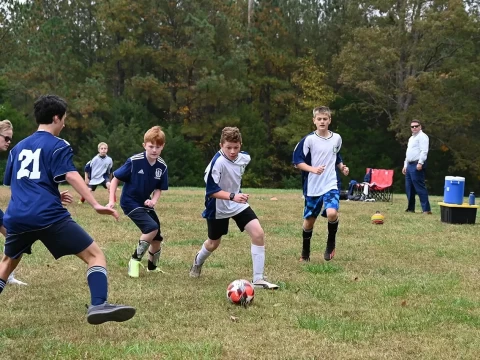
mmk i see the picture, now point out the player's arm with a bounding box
[107,177,120,207]
[211,190,249,204]
[84,172,90,184]
[145,189,162,208]
[65,171,118,219]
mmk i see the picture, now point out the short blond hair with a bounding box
[312,106,331,118]
[144,126,165,146]
[0,119,13,133]
[98,142,108,150]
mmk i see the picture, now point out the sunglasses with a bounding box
[0,134,12,142]
[410,125,420,129]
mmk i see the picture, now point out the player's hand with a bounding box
[312,165,326,175]
[144,199,156,208]
[93,204,119,220]
[60,190,73,205]
[106,201,115,209]
[234,193,249,204]
[342,165,350,176]
[402,167,407,175]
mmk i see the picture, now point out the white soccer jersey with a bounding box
[87,155,113,185]
[203,150,250,219]
[292,131,342,196]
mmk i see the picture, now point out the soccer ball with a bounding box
[371,211,385,224]
[226,279,255,306]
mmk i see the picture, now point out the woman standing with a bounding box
[0,119,27,286]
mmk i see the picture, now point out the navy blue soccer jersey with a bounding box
[113,152,168,215]
[3,131,77,234]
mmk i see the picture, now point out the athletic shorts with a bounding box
[128,208,163,241]
[89,179,108,191]
[4,217,94,259]
[304,189,340,219]
[206,206,258,240]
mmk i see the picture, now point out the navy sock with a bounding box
[302,228,313,259]
[0,278,5,294]
[86,266,108,306]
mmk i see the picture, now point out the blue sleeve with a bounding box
[3,150,14,186]
[205,163,222,197]
[293,137,308,165]
[336,153,343,165]
[84,161,91,176]
[113,158,132,183]
[52,144,77,182]
[157,168,168,190]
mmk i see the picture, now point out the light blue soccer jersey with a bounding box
[292,131,342,196]
[203,150,250,219]
[85,155,113,185]
[113,152,168,215]
[3,131,77,234]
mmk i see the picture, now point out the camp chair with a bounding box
[357,168,394,202]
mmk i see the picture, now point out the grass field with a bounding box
[1,187,480,360]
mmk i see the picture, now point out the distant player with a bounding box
[0,95,135,325]
[293,106,349,262]
[0,119,27,286]
[79,142,115,204]
[107,126,169,278]
[189,127,279,289]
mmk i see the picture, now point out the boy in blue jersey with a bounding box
[0,95,136,325]
[107,126,169,278]
[79,142,115,204]
[293,106,349,262]
[189,127,278,289]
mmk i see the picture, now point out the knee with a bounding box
[326,210,338,222]
[251,228,265,246]
[205,239,220,251]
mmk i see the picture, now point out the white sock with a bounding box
[251,244,265,282]
[195,243,212,265]
[8,271,15,280]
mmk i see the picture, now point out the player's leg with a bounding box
[145,211,164,273]
[322,190,340,261]
[80,185,95,204]
[40,217,135,325]
[0,219,27,285]
[301,196,322,262]
[236,207,278,289]
[127,209,160,278]
[0,255,23,294]
[189,218,227,278]
[105,181,116,203]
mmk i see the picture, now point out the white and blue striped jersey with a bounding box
[113,152,168,215]
[203,150,250,219]
[85,155,113,185]
[292,131,342,196]
[3,131,77,233]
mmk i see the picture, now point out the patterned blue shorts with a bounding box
[304,189,340,219]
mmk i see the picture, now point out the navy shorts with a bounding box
[128,208,163,241]
[4,217,94,259]
[0,208,4,228]
[207,206,258,240]
[89,180,108,191]
[304,189,340,219]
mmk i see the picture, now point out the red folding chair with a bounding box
[368,168,394,202]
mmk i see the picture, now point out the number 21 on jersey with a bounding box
[17,149,41,179]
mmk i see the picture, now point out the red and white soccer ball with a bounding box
[226,279,255,306]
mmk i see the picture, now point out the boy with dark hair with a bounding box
[107,126,169,278]
[293,106,349,262]
[189,127,278,289]
[0,95,135,325]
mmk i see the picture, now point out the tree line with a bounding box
[1,0,479,194]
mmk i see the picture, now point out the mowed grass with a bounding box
[1,186,480,359]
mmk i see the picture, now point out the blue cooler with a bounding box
[444,176,465,205]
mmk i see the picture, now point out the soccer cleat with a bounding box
[324,248,335,261]
[299,256,310,263]
[77,200,83,204]
[253,279,279,290]
[189,260,203,278]
[7,273,28,286]
[127,258,142,278]
[146,267,167,274]
[86,302,136,325]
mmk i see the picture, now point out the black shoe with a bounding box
[405,209,415,213]
[87,302,136,325]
